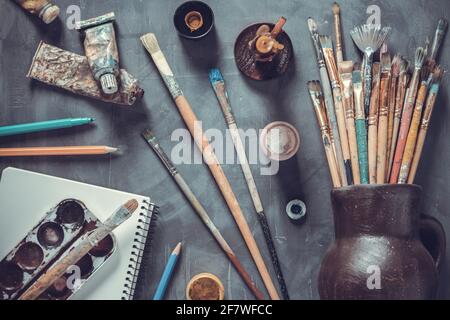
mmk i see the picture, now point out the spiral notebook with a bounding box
[0,167,157,300]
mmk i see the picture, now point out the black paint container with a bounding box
[174,1,214,39]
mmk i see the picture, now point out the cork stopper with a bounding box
[40,4,60,24]
[100,74,119,95]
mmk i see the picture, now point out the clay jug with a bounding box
[319,184,446,300]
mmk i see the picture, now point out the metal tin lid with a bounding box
[260,121,300,161]
[286,199,307,221]
[100,74,118,95]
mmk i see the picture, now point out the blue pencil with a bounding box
[153,242,182,300]
[0,118,95,137]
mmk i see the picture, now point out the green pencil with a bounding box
[0,118,95,137]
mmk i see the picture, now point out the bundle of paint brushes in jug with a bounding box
[307,2,447,187]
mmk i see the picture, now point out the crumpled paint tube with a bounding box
[14,0,60,24]
[76,12,120,95]
[27,41,144,106]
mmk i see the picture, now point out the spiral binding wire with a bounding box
[121,199,159,300]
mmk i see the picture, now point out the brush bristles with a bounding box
[438,18,449,32]
[339,61,354,74]
[350,24,391,53]
[307,17,318,33]
[400,57,409,74]
[209,68,224,84]
[414,47,426,69]
[421,64,432,82]
[432,65,444,83]
[332,2,340,14]
[391,54,402,77]
[319,35,333,49]
[307,80,321,92]
[140,33,160,55]
[124,199,139,213]
[142,129,155,141]
[381,52,391,72]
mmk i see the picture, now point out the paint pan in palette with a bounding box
[27,42,144,106]
[0,199,116,300]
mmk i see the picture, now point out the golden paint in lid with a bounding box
[184,11,203,32]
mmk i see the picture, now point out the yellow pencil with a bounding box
[0,146,118,157]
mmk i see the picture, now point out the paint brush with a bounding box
[0,145,119,157]
[339,61,360,184]
[352,68,369,184]
[386,55,401,178]
[398,65,433,183]
[350,24,391,118]
[320,35,352,185]
[368,62,381,184]
[308,81,342,187]
[376,47,391,184]
[307,18,343,187]
[208,68,289,300]
[332,2,344,65]
[408,66,445,183]
[140,33,280,300]
[389,57,410,175]
[390,47,426,183]
[429,18,448,63]
[142,130,264,300]
[19,199,139,300]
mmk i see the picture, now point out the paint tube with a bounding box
[14,0,60,24]
[27,41,144,106]
[75,12,120,95]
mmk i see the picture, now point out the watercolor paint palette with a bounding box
[0,199,116,300]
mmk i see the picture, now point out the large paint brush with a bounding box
[386,55,401,179]
[408,66,445,183]
[308,81,342,187]
[339,61,360,184]
[350,24,391,118]
[376,48,391,184]
[208,68,289,300]
[352,68,369,184]
[140,33,280,300]
[142,130,265,300]
[398,65,432,183]
[367,62,381,184]
[390,47,426,183]
[307,18,343,187]
[19,199,139,300]
[320,35,353,185]
[332,2,344,65]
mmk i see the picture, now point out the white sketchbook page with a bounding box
[0,167,150,300]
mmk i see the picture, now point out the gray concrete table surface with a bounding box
[1,0,449,300]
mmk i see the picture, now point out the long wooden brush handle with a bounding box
[319,67,344,186]
[398,82,428,183]
[332,3,343,65]
[368,64,380,184]
[376,76,390,183]
[343,93,360,184]
[408,86,439,183]
[143,131,265,299]
[390,72,421,183]
[386,77,397,179]
[362,54,374,117]
[141,34,280,300]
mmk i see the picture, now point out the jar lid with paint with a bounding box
[260,121,300,161]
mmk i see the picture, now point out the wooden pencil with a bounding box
[367,63,381,184]
[0,146,118,157]
[141,33,280,300]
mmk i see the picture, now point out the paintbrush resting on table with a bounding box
[142,130,265,300]
[320,35,352,185]
[307,18,343,187]
[390,47,426,183]
[408,67,445,183]
[367,63,381,184]
[19,199,139,300]
[208,68,289,300]
[339,61,360,184]
[350,24,391,119]
[398,65,432,183]
[376,46,391,184]
[352,68,369,184]
[140,33,280,300]
[308,81,342,188]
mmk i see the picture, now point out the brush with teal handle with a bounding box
[0,118,95,137]
[353,70,369,184]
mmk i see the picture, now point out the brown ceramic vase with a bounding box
[319,184,446,300]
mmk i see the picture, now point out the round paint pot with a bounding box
[186,273,224,300]
[174,1,214,39]
[14,242,44,271]
[56,200,85,228]
[260,121,300,161]
[88,234,114,258]
[37,222,64,248]
[47,276,70,298]
[75,254,94,279]
[286,199,307,223]
[0,262,24,291]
